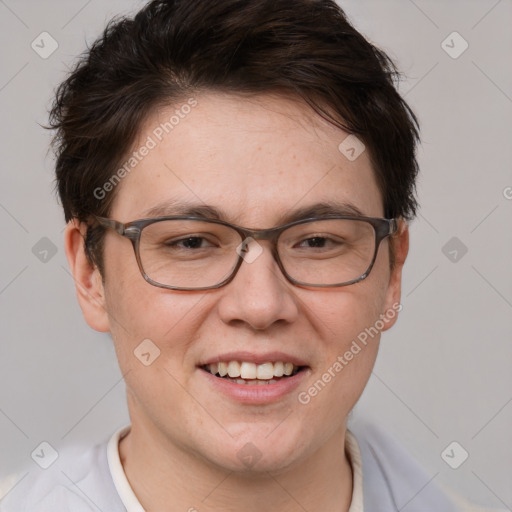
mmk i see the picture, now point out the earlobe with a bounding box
[64,219,110,332]
[381,219,409,332]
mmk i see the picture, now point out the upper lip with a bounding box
[198,351,309,367]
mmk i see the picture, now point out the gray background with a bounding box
[0,0,511,509]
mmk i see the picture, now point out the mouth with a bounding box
[201,360,305,385]
[197,352,311,404]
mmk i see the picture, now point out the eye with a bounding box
[298,236,329,248]
[166,236,216,249]
[295,236,344,249]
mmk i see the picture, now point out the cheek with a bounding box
[307,275,388,351]
[102,241,210,375]
[296,273,389,413]
[104,281,211,423]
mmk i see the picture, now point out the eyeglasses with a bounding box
[93,214,397,291]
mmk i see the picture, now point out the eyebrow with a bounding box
[139,200,367,225]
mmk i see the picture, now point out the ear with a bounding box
[64,219,110,332]
[381,218,409,332]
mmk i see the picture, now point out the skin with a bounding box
[65,91,409,512]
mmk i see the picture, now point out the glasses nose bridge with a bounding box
[237,226,284,263]
[240,225,282,245]
[231,225,289,287]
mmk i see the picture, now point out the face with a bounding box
[67,91,408,474]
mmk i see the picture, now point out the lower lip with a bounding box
[198,367,310,404]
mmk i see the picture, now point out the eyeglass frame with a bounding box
[92,214,398,291]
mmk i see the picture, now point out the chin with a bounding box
[200,426,309,475]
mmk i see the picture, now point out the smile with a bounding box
[202,361,303,384]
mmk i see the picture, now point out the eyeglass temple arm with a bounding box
[94,216,126,236]
[389,218,398,235]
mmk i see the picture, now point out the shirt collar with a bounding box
[107,425,145,512]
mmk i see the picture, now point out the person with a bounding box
[0,1,497,511]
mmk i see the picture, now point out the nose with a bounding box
[216,239,300,330]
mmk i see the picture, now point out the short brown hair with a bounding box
[49,0,419,275]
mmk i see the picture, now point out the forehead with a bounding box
[110,92,383,224]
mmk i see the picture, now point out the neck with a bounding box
[119,417,353,512]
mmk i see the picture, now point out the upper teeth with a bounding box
[206,361,298,380]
